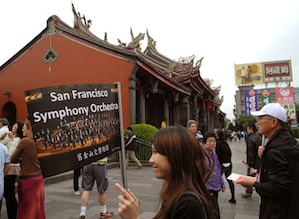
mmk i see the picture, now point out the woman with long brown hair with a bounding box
[116,125,215,219]
[11,118,45,219]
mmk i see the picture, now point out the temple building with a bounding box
[0,5,225,132]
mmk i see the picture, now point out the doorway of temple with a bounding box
[1,102,16,130]
[146,93,163,128]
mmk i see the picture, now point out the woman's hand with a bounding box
[6,131,13,138]
[115,183,141,219]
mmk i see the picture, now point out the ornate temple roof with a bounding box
[0,4,223,111]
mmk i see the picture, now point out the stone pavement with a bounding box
[1,138,260,219]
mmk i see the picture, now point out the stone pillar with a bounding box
[179,95,190,126]
[139,85,145,123]
[163,98,169,126]
[174,101,180,125]
[210,112,214,131]
[129,65,138,125]
[207,102,211,131]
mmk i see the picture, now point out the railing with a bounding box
[135,139,152,162]
[110,138,152,163]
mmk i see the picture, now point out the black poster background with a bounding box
[25,84,121,178]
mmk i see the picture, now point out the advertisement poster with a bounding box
[25,84,121,178]
[235,63,263,85]
[275,87,296,120]
[244,89,258,115]
[263,60,292,83]
[261,89,271,106]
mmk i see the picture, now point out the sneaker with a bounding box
[136,166,142,170]
[100,210,114,218]
[229,198,236,204]
[74,191,81,196]
[79,215,85,219]
[241,193,252,198]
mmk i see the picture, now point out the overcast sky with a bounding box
[1,0,298,121]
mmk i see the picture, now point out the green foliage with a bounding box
[125,123,158,143]
[291,127,299,138]
[224,118,231,126]
[236,115,257,130]
[228,123,235,131]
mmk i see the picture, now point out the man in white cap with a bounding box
[237,103,299,219]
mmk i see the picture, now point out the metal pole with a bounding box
[261,135,265,148]
[115,82,128,189]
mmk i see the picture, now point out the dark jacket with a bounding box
[253,128,299,219]
[246,132,262,169]
[163,192,208,219]
[216,139,232,164]
[125,132,137,152]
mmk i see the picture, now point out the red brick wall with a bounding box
[0,33,135,128]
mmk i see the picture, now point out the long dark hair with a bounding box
[24,118,33,139]
[216,129,226,141]
[152,125,214,219]
[15,121,24,138]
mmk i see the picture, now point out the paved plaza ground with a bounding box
[1,138,261,219]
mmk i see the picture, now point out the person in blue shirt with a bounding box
[0,143,10,213]
[203,132,226,219]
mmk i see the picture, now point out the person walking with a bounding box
[186,120,204,143]
[203,132,226,219]
[4,121,24,219]
[0,118,11,145]
[0,142,10,218]
[10,118,45,219]
[73,167,83,196]
[116,126,215,219]
[125,127,142,169]
[241,123,261,198]
[215,129,236,204]
[237,103,299,219]
[160,119,167,128]
[79,157,114,219]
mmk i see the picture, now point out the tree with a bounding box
[236,115,257,130]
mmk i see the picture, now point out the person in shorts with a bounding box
[79,157,114,219]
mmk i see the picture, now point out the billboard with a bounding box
[235,60,292,85]
[25,83,121,178]
[235,63,263,85]
[263,60,292,83]
[261,88,271,106]
[244,89,258,115]
[275,87,296,120]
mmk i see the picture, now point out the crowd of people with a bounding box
[1,102,298,219]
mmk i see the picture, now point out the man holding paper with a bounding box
[241,124,261,198]
[237,103,299,219]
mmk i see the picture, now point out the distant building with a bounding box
[234,85,277,116]
[294,87,299,105]
[234,85,297,123]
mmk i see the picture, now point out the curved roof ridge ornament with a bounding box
[165,61,180,75]
[126,28,145,49]
[72,4,92,29]
[72,3,80,28]
[177,55,195,65]
[195,56,204,69]
[146,29,157,48]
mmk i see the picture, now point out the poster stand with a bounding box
[115,82,128,189]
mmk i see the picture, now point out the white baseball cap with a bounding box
[250,103,287,122]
